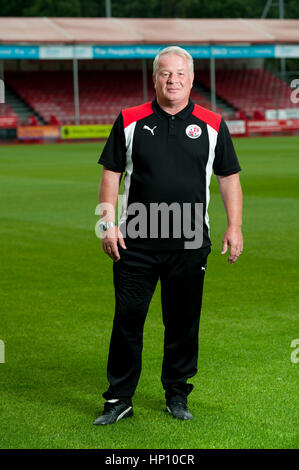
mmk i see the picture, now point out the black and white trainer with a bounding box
[93,399,133,426]
[166,402,193,420]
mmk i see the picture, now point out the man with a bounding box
[94,46,243,425]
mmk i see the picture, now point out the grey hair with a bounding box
[153,46,194,77]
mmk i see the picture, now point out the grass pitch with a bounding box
[0,136,298,449]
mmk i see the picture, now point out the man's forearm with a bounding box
[99,168,122,221]
[98,167,126,260]
[217,173,243,227]
[217,173,243,263]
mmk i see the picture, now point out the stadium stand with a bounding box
[4,70,229,125]
[198,69,298,119]
[1,17,299,135]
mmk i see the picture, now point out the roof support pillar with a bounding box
[210,56,216,113]
[105,0,111,17]
[279,0,286,79]
[142,59,148,102]
[0,60,5,115]
[73,53,80,125]
[274,57,279,117]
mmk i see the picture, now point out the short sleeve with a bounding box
[213,118,241,176]
[98,113,126,172]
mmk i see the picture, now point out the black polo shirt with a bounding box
[98,98,241,251]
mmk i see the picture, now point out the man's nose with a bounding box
[167,74,178,82]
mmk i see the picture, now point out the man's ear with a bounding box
[153,74,156,88]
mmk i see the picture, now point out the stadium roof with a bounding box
[0,17,299,45]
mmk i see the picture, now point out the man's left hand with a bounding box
[221,226,243,264]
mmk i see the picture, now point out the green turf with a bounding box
[0,137,298,449]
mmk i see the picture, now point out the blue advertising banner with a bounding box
[211,45,275,58]
[181,46,211,58]
[92,44,275,59]
[0,45,39,59]
[92,45,211,59]
[1,43,296,60]
[92,45,161,59]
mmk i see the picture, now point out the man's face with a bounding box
[153,53,194,107]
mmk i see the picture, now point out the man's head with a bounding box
[153,46,194,109]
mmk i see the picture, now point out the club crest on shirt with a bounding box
[185,124,202,139]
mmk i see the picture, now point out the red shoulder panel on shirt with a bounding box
[192,104,222,132]
[122,102,154,129]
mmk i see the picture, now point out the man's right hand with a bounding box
[102,226,127,262]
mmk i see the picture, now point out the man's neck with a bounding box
[156,98,189,116]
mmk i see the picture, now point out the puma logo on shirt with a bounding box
[143,125,157,135]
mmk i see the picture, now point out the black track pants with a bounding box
[102,245,210,406]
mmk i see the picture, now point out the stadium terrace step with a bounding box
[4,85,45,125]
[193,79,236,119]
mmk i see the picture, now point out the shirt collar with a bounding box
[152,98,194,120]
